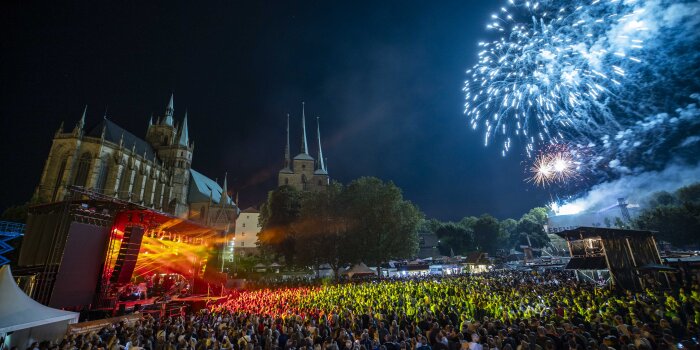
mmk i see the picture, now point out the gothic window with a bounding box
[118,166,131,198]
[242,223,246,228]
[318,180,322,186]
[51,158,68,202]
[200,206,206,219]
[301,164,306,170]
[241,232,245,237]
[284,178,289,185]
[73,153,92,187]
[241,242,245,247]
[95,160,109,193]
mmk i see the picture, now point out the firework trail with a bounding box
[464,0,656,157]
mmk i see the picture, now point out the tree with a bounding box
[646,191,677,207]
[521,207,548,226]
[294,182,352,277]
[500,218,519,250]
[258,185,303,264]
[435,223,473,256]
[677,183,700,205]
[343,177,422,269]
[514,218,549,248]
[634,203,700,247]
[472,214,504,254]
[1,204,28,223]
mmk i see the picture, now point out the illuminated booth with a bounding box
[557,227,669,290]
[17,187,225,310]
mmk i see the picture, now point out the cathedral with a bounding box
[33,95,238,229]
[278,103,330,191]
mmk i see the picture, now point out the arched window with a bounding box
[118,166,132,199]
[73,153,92,187]
[200,206,206,219]
[284,178,289,185]
[51,157,68,202]
[95,159,109,193]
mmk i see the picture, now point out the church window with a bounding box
[95,160,109,192]
[118,166,131,198]
[74,153,92,188]
[301,164,306,170]
[242,223,246,228]
[241,232,245,236]
[200,206,206,219]
[318,180,322,186]
[284,178,289,185]
[51,158,68,201]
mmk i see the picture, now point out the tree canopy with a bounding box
[257,177,423,275]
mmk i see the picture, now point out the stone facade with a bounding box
[33,95,238,228]
[233,207,261,255]
[277,104,329,191]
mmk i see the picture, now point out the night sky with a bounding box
[0,1,553,221]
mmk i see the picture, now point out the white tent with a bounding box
[342,263,377,279]
[0,265,79,349]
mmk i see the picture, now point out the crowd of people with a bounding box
[22,271,700,350]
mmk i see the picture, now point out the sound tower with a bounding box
[110,225,145,284]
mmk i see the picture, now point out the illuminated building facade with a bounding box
[32,94,238,226]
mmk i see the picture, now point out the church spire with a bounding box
[73,105,87,135]
[300,102,309,155]
[163,94,174,126]
[284,113,291,169]
[221,172,229,206]
[316,117,326,172]
[178,111,189,146]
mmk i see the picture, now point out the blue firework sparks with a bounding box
[464,0,649,157]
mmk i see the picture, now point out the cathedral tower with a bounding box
[278,102,329,191]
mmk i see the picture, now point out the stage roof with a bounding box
[556,227,654,240]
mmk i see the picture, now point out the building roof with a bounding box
[188,169,232,205]
[556,226,654,240]
[241,207,259,214]
[293,153,314,161]
[86,119,156,159]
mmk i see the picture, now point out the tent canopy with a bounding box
[0,265,78,333]
[342,263,377,278]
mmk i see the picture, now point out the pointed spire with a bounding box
[300,102,309,154]
[178,111,189,147]
[148,113,153,126]
[55,121,65,136]
[284,113,291,169]
[235,192,239,207]
[316,117,326,172]
[74,105,87,134]
[163,94,174,126]
[221,172,229,206]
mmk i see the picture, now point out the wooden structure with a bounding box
[557,227,668,290]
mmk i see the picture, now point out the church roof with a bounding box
[293,153,314,161]
[314,168,328,175]
[86,119,156,159]
[188,169,233,205]
[241,207,260,214]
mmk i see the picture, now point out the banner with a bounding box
[66,314,142,335]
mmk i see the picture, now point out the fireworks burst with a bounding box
[464,0,648,157]
[527,144,588,187]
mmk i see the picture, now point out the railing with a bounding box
[0,220,26,266]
